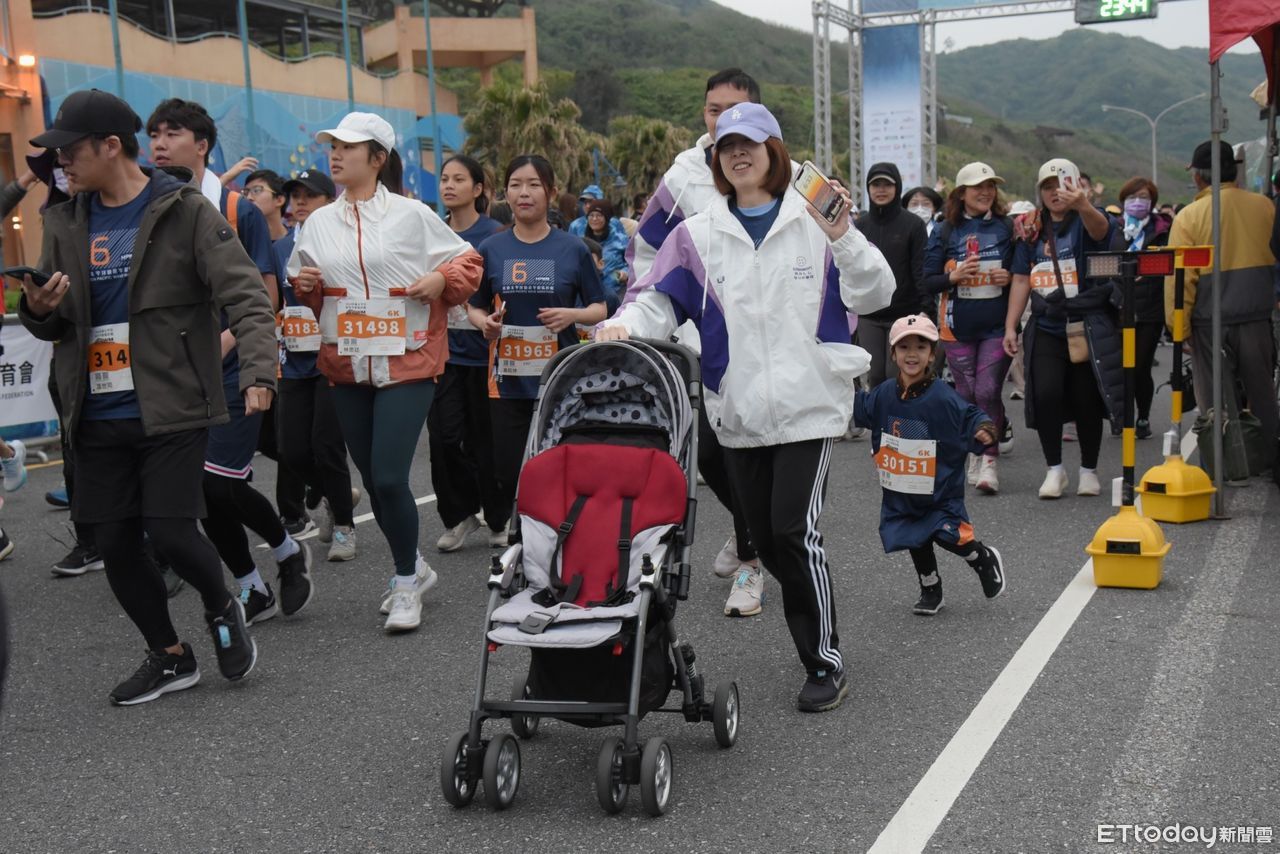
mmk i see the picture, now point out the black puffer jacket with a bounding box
[1111,213,1172,325]
[856,162,930,321]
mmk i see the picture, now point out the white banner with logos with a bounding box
[0,317,57,432]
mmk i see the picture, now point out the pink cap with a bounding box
[888,314,940,346]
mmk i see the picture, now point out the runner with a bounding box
[922,162,1015,495]
[598,103,895,712]
[429,154,505,552]
[852,314,1006,616]
[1004,158,1121,499]
[467,154,607,544]
[19,88,271,704]
[147,100,314,623]
[622,68,774,618]
[257,168,359,562]
[289,112,482,633]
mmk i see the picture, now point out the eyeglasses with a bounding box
[244,186,278,197]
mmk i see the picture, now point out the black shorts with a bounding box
[204,389,260,480]
[72,419,209,524]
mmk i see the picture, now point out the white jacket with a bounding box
[602,189,894,448]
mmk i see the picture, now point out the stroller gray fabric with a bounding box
[542,367,673,448]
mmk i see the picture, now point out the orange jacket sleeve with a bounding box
[436,248,483,308]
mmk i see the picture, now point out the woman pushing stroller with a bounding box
[597,103,895,712]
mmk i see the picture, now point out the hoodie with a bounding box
[855,162,930,322]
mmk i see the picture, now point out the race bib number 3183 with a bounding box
[875,434,938,495]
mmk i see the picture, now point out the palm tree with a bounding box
[604,116,694,199]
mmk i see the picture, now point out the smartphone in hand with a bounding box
[1,266,51,287]
[793,160,847,225]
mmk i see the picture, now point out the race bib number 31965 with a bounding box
[497,324,557,377]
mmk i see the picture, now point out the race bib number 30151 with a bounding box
[88,322,134,395]
[336,297,406,356]
[875,434,938,495]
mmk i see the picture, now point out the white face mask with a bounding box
[908,204,933,222]
[53,168,69,194]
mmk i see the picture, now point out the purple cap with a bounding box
[714,102,783,145]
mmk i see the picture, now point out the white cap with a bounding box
[1009,200,1036,215]
[955,162,1004,187]
[1037,158,1080,188]
[316,112,396,153]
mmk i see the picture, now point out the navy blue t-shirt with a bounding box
[1011,209,1115,337]
[731,198,781,248]
[447,214,504,367]
[274,228,320,380]
[82,186,151,421]
[219,188,275,387]
[471,227,606,399]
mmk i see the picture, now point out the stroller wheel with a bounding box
[440,731,477,808]
[483,732,521,810]
[510,676,540,739]
[712,681,740,748]
[595,737,629,814]
[639,737,673,817]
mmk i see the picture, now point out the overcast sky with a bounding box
[712,0,1260,56]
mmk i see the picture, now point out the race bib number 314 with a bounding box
[88,323,134,395]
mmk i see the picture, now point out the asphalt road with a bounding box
[1,353,1277,854]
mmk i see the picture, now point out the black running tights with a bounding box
[909,538,987,580]
[201,474,288,578]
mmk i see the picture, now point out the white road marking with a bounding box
[257,493,437,548]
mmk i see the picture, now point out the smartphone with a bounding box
[296,249,318,268]
[965,234,980,258]
[793,160,847,225]
[0,266,51,286]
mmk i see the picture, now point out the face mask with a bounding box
[53,168,69,194]
[908,205,933,222]
[1123,198,1151,219]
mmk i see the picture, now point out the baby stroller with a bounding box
[439,338,740,816]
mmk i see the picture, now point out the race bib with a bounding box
[446,304,474,332]
[956,260,1005,300]
[280,306,321,352]
[87,323,133,395]
[497,324,558,377]
[336,297,407,356]
[1030,257,1079,298]
[875,434,937,495]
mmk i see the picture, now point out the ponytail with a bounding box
[366,141,404,196]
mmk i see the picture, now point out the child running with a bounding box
[853,314,1007,615]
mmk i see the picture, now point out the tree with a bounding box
[604,116,694,199]
[461,80,603,199]
[569,64,626,133]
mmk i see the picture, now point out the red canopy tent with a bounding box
[1209,0,1280,95]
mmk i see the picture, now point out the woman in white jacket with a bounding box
[598,103,894,712]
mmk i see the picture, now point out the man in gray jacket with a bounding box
[19,88,277,705]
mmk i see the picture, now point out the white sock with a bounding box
[238,568,268,595]
[272,536,300,563]
[394,574,418,591]
[1049,464,1065,475]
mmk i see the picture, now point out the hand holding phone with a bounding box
[793,161,848,225]
[1,266,51,287]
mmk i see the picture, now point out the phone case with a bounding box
[793,162,845,224]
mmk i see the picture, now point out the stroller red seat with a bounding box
[517,443,688,607]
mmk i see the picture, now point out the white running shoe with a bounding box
[437,515,480,552]
[1038,468,1069,499]
[966,454,980,487]
[1077,469,1102,496]
[379,555,438,615]
[723,566,764,617]
[1062,422,1078,443]
[712,536,740,578]
[384,589,423,632]
[313,498,335,544]
[2,439,27,492]
[489,528,509,549]
[976,457,999,495]
[327,526,356,561]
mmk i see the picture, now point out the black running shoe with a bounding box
[238,584,279,625]
[277,542,314,616]
[281,516,314,537]
[51,542,105,577]
[206,596,257,681]
[797,667,849,713]
[109,643,201,706]
[0,528,13,562]
[973,547,1006,599]
[913,580,944,616]
[1136,419,1153,440]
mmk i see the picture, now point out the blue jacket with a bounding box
[570,216,631,295]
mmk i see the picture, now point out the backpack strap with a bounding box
[226,190,241,234]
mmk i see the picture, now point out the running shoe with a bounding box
[1062,422,1078,443]
[0,528,13,561]
[724,566,764,617]
[1136,419,1152,440]
[489,528,510,549]
[384,588,423,632]
[312,498,334,544]
[1038,468,1068,499]
[277,541,314,616]
[328,526,356,562]
[205,596,257,681]
[998,421,1014,455]
[238,584,279,626]
[380,555,438,615]
[1010,389,1025,401]
[913,577,944,616]
[797,667,849,713]
[51,541,105,576]
[1077,469,1101,497]
[45,485,69,508]
[712,536,740,578]
[109,643,200,706]
[976,457,999,495]
[437,515,480,552]
[281,516,315,538]
[966,454,980,487]
[972,547,1006,599]
[2,439,26,492]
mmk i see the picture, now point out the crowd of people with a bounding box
[0,65,1277,714]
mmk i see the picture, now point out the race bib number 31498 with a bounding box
[336,297,406,356]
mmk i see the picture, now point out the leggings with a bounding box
[854,316,897,389]
[697,406,756,563]
[943,337,1012,459]
[97,517,231,650]
[488,397,538,534]
[278,376,355,527]
[201,473,289,578]
[331,381,435,576]
[908,536,988,580]
[428,363,505,531]
[1030,331,1106,468]
[1133,321,1163,421]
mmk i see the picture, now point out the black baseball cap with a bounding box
[282,169,337,199]
[31,88,142,150]
[1188,140,1234,170]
